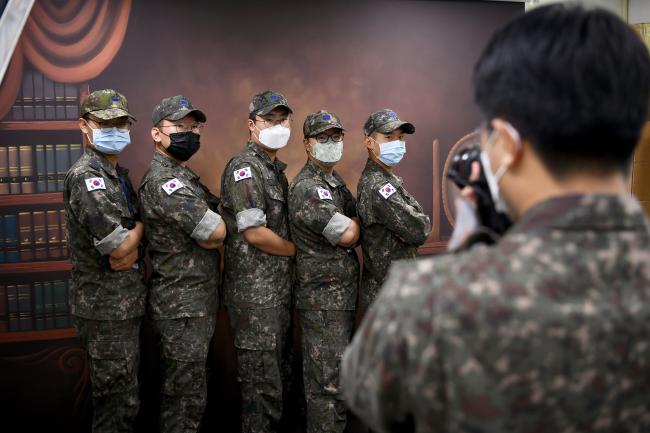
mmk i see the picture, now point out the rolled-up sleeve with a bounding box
[222,163,268,233]
[93,224,129,255]
[291,183,344,241]
[236,207,267,232]
[66,174,126,254]
[322,212,352,246]
[191,208,222,241]
[153,178,220,238]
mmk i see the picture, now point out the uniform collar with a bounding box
[86,147,118,178]
[365,158,403,187]
[306,159,342,188]
[246,140,287,172]
[510,193,647,234]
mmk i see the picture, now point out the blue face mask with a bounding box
[88,126,131,155]
[378,140,406,166]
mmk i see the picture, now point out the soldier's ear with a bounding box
[247,119,256,133]
[151,127,162,143]
[364,135,374,150]
[79,118,89,134]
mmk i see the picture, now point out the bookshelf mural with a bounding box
[0,1,132,429]
[0,0,131,345]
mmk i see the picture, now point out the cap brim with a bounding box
[167,108,207,123]
[258,103,293,116]
[309,125,345,137]
[89,108,136,121]
[376,120,415,134]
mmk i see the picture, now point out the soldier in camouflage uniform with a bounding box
[139,95,226,433]
[357,109,431,309]
[342,5,650,433]
[220,90,296,433]
[64,89,146,432]
[289,110,360,433]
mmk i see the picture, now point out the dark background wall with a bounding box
[0,1,522,431]
[91,0,521,238]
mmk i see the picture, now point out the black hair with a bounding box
[473,3,650,177]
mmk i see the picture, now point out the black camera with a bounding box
[447,145,511,236]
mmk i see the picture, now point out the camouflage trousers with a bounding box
[227,304,293,433]
[153,315,216,433]
[299,309,355,433]
[73,316,141,433]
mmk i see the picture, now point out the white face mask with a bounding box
[256,124,290,149]
[311,139,343,165]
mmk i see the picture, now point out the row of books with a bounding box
[1,210,68,263]
[7,70,80,121]
[0,143,83,194]
[0,279,71,332]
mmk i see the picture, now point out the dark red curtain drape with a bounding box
[0,0,132,119]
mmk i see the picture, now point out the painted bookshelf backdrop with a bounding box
[0,65,88,342]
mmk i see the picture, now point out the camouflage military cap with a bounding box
[303,110,345,138]
[248,90,293,118]
[152,95,207,125]
[80,89,136,121]
[363,109,415,135]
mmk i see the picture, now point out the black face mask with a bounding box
[166,131,200,161]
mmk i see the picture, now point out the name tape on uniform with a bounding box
[234,166,252,182]
[378,183,396,199]
[85,177,106,191]
[317,187,332,200]
[162,178,184,195]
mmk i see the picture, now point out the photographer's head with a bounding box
[473,4,650,219]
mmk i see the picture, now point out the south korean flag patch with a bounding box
[378,183,397,199]
[85,177,106,192]
[317,187,332,200]
[234,166,252,182]
[162,178,184,195]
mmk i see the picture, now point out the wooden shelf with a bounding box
[0,260,72,275]
[0,328,77,344]
[418,240,448,255]
[0,120,79,131]
[0,192,64,207]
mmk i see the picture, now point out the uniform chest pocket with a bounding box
[266,183,286,203]
[181,180,204,200]
[105,182,127,206]
[105,181,137,222]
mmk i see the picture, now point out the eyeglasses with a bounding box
[255,116,291,129]
[313,132,344,143]
[158,123,205,133]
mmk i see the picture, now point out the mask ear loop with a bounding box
[306,137,316,159]
[83,120,95,145]
[501,121,522,151]
[251,121,264,143]
[368,135,382,160]
[489,121,522,182]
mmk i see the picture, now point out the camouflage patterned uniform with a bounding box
[290,111,359,432]
[64,89,146,433]
[220,91,294,433]
[342,194,650,433]
[357,110,431,309]
[138,96,220,433]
